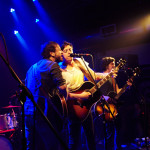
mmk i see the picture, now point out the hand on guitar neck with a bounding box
[110,68,118,78]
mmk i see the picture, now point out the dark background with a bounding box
[0,0,150,148]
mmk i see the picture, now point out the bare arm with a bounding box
[95,72,109,80]
[116,79,133,94]
[116,84,121,94]
[84,67,109,81]
[68,91,91,100]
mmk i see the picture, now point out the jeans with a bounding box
[68,112,96,150]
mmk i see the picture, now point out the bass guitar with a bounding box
[94,67,140,121]
[67,59,126,122]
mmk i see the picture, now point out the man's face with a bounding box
[62,45,73,62]
[107,61,115,72]
[54,45,63,62]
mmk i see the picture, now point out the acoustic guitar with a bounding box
[94,67,140,121]
[67,59,126,122]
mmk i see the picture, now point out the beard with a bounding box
[56,56,63,62]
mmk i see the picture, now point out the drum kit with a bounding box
[0,94,22,150]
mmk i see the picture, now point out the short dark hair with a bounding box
[41,41,58,58]
[101,57,115,71]
[61,41,73,50]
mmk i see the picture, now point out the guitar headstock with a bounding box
[132,67,140,77]
[116,58,126,71]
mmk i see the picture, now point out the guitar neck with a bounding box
[114,84,128,100]
[114,73,136,100]
[88,59,125,95]
[89,72,114,94]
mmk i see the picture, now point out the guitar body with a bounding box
[94,67,140,121]
[40,86,68,119]
[51,94,68,119]
[67,81,101,122]
[48,93,68,132]
[57,94,68,118]
[94,101,118,121]
[67,101,89,122]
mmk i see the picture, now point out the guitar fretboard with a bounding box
[89,72,113,94]
[115,71,138,100]
[88,61,125,95]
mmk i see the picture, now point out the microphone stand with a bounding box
[80,56,116,150]
[100,95,116,150]
[0,53,69,150]
[80,56,98,89]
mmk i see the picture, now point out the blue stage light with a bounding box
[35,19,39,23]
[14,31,28,50]
[14,30,19,35]
[10,8,15,13]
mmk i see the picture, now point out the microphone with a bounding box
[70,53,91,57]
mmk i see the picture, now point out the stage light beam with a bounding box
[10,8,15,13]
[14,31,28,50]
[14,30,18,35]
[35,19,39,23]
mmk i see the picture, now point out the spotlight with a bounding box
[33,0,37,2]
[14,30,18,35]
[35,19,39,23]
[10,8,15,13]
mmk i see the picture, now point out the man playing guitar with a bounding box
[95,57,133,150]
[59,41,109,150]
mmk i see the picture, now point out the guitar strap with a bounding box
[74,58,95,83]
[112,77,117,93]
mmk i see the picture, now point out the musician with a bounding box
[25,41,67,150]
[59,41,108,150]
[100,57,132,104]
[97,57,132,150]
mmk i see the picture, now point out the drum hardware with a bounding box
[0,105,19,129]
[0,106,22,150]
[0,136,13,150]
[0,103,20,144]
[0,114,17,130]
[0,129,15,134]
[9,132,15,141]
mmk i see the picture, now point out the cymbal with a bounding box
[2,105,21,109]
